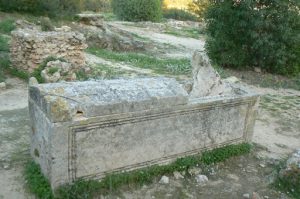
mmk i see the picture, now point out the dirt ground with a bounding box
[0,20,299,199]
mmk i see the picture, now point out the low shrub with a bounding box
[0,0,81,18]
[163,8,197,21]
[205,0,300,76]
[111,0,162,22]
[82,0,111,12]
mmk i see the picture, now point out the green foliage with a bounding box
[205,0,300,76]
[24,161,54,199]
[26,143,251,198]
[188,0,210,20]
[0,35,9,52]
[163,8,197,21]
[0,18,16,34]
[0,0,81,18]
[201,143,251,165]
[82,0,112,12]
[87,48,191,75]
[111,0,162,22]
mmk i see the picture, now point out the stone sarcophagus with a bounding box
[29,77,259,189]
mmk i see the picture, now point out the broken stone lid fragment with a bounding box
[189,50,233,98]
[29,77,188,123]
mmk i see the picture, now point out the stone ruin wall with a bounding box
[10,29,88,73]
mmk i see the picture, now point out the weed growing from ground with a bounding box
[273,161,300,199]
[24,161,54,199]
[25,143,251,199]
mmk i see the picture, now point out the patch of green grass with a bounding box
[101,12,118,21]
[0,35,9,52]
[75,69,89,81]
[259,76,300,91]
[92,64,128,79]
[0,55,29,81]
[213,64,230,78]
[87,48,191,75]
[24,161,54,199]
[164,27,203,39]
[201,143,251,165]
[48,67,59,75]
[25,143,251,199]
[0,18,16,34]
[0,68,5,82]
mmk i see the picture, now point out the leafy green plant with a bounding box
[205,0,300,76]
[163,9,197,21]
[25,143,251,198]
[188,0,211,20]
[0,18,16,34]
[111,0,162,22]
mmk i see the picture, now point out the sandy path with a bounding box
[108,22,205,53]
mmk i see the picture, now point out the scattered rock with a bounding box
[195,174,208,185]
[173,171,184,180]
[279,149,300,180]
[54,26,72,32]
[29,77,39,85]
[74,18,150,52]
[224,76,240,84]
[259,163,266,168]
[254,67,262,73]
[181,80,193,94]
[243,193,250,199]
[3,163,10,170]
[159,176,169,184]
[0,82,6,90]
[188,167,202,176]
[252,192,262,199]
[189,50,233,98]
[227,174,239,181]
[41,60,78,83]
[286,149,300,169]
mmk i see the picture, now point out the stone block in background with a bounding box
[10,29,87,73]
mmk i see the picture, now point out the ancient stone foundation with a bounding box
[29,77,259,189]
[10,29,87,72]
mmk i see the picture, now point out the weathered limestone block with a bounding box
[10,29,88,73]
[190,51,233,98]
[29,77,259,190]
